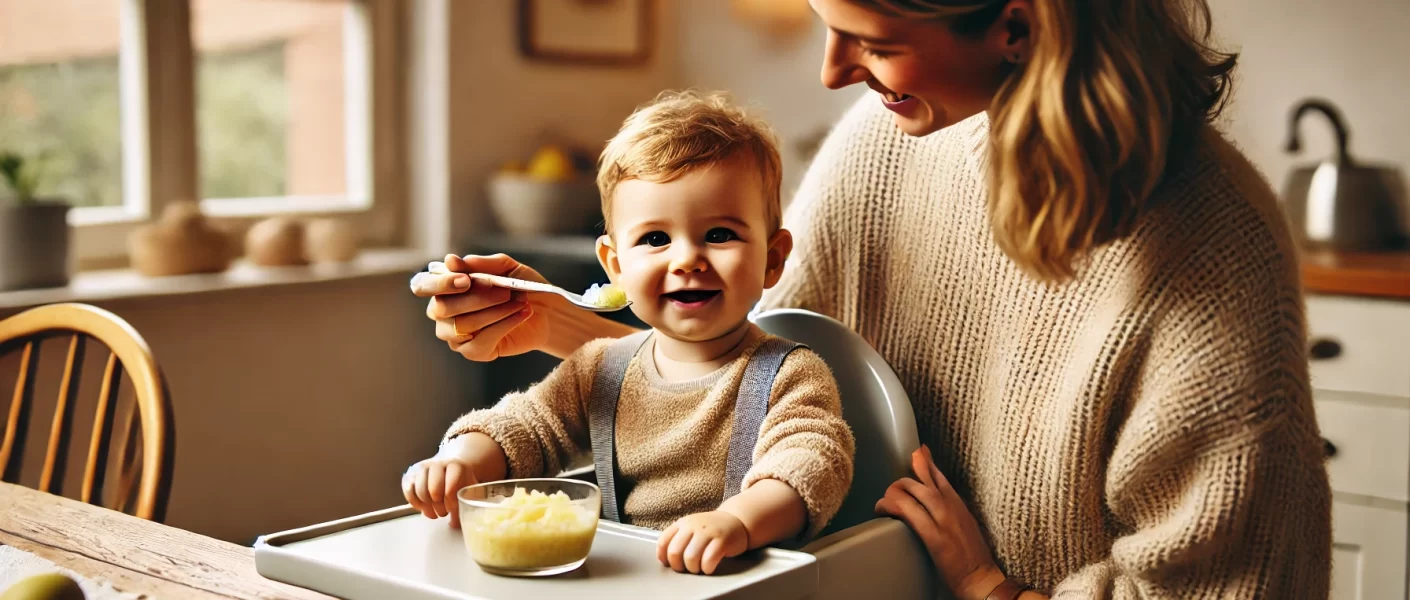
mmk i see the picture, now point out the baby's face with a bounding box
[597,156,790,342]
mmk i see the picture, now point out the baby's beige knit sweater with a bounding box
[760,97,1332,597]
[444,325,855,538]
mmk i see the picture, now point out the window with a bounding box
[193,0,372,214]
[0,0,402,268]
[0,1,124,208]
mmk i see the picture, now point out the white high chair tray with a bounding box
[254,505,818,600]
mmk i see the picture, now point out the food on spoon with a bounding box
[461,487,598,571]
[581,283,628,308]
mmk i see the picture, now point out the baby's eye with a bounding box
[637,231,670,247]
[705,228,737,244]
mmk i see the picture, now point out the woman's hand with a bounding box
[875,445,1010,600]
[410,254,556,361]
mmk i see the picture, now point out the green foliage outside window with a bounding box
[0,42,288,207]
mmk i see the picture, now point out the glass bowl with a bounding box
[457,478,601,577]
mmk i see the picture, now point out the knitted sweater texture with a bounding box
[759,98,1332,598]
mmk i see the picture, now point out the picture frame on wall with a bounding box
[518,0,653,66]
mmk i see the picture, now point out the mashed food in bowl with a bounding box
[462,487,598,571]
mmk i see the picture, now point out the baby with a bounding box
[403,90,855,575]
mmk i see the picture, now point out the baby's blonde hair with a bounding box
[597,90,783,234]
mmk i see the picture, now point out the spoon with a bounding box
[427,262,632,313]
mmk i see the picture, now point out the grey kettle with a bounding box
[1281,99,1407,252]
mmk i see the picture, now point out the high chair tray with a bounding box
[253,505,819,600]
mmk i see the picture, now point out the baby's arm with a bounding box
[657,348,855,574]
[402,338,610,526]
[402,430,507,527]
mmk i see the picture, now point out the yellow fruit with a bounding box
[525,145,578,182]
[0,573,85,600]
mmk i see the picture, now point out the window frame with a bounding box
[69,0,406,270]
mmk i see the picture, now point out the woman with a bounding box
[411,1,1332,598]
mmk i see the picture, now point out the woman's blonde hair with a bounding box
[597,90,784,234]
[864,0,1237,281]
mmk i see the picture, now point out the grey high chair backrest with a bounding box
[752,308,920,536]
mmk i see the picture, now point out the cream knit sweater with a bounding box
[759,98,1332,598]
[444,325,856,538]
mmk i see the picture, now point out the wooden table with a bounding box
[0,482,337,599]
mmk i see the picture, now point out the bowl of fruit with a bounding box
[488,145,602,236]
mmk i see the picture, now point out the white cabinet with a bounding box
[1316,389,1410,600]
[1304,294,1410,398]
[1306,290,1408,599]
[1331,500,1408,600]
[1317,394,1410,503]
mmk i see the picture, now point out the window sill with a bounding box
[0,248,431,311]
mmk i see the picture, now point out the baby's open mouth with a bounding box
[663,290,720,304]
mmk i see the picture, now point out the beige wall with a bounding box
[675,3,864,205]
[1,274,479,544]
[1210,0,1410,200]
[445,0,679,240]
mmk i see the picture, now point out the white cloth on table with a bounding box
[0,544,146,599]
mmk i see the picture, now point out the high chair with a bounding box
[0,303,174,522]
[252,308,939,599]
[753,308,936,600]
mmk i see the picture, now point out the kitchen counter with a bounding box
[1301,249,1410,300]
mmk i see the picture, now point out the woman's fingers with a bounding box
[426,284,513,322]
[875,482,944,555]
[443,254,473,273]
[923,446,956,494]
[911,446,938,489]
[411,271,472,298]
[458,254,529,279]
[451,306,533,361]
[896,478,950,524]
[450,301,528,338]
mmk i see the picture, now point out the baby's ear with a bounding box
[596,234,622,283]
[763,229,793,289]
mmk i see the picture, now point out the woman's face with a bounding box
[810,0,1023,137]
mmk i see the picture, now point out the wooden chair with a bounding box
[0,303,174,522]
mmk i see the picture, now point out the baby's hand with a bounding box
[656,511,749,575]
[401,452,478,529]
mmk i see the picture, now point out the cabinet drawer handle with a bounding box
[1309,338,1342,360]
[1323,438,1337,458]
